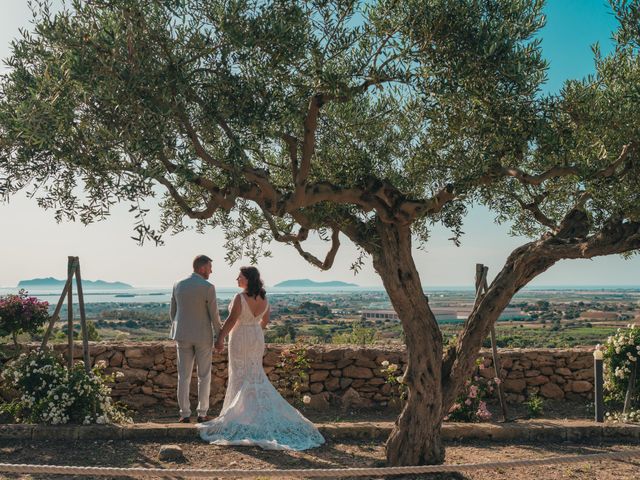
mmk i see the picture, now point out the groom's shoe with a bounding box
[197,415,211,423]
[178,416,190,423]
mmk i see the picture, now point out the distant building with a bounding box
[362,307,527,322]
[361,309,400,321]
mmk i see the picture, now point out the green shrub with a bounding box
[526,394,544,418]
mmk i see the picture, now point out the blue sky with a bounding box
[1,0,638,288]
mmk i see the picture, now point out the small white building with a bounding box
[361,309,400,321]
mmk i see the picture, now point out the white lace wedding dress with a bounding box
[197,293,325,450]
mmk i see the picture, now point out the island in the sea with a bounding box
[274,279,358,288]
[17,277,133,289]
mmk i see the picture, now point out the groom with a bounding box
[170,255,222,423]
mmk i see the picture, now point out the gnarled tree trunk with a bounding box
[371,220,445,465]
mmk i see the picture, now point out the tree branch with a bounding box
[510,192,558,231]
[293,228,341,270]
[441,208,640,409]
[154,175,234,217]
[261,207,309,243]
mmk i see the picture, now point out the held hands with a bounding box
[214,337,224,353]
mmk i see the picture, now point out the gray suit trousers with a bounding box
[176,341,212,418]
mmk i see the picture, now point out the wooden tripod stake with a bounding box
[474,263,509,422]
[40,256,91,372]
[623,360,638,415]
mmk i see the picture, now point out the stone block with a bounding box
[309,370,329,382]
[567,358,592,370]
[322,349,345,362]
[124,348,145,359]
[340,378,353,389]
[123,394,159,409]
[336,358,354,369]
[525,375,549,386]
[574,368,594,381]
[343,365,373,379]
[309,362,336,370]
[503,378,527,393]
[540,382,564,400]
[324,377,340,391]
[109,351,124,367]
[351,379,366,388]
[262,350,281,367]
[306,392,330,410]
[153,373,176,387]
[121,368,148,383]
[571,380,593,393]
[309,382,324,394]
[354,358,378,369]
[0,424,33,440]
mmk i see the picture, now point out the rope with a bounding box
[0,449,638,478]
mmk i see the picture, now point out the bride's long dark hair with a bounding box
[241,266,266,299]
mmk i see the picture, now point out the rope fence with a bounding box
[0,449,638,478]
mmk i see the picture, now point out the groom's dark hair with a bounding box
[193,255,213,270]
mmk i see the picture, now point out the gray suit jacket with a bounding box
[169,273,222,344]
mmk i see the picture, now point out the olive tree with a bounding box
[1,0,640,466]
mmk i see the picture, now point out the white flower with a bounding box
[388,364,398,372]
[381,360,390,367]
[302,395,311,405]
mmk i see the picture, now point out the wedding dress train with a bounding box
[197,293,325,450]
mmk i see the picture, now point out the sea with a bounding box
[0,284,638,305]
[0,285,388,304]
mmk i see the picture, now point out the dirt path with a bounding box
[0,438,638,479]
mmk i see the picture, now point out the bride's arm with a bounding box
[260,306,271,329]
[214,295,242,350]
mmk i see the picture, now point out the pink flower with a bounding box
[465,399,472,406]
[468,385,478,399]
[476,401,492,420]
[449,403,461,412]
[494,377,501,385]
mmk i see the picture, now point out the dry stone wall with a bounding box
[37,343,595,410]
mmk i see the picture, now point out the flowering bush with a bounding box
[0,350,131,425]
[380,360,406,404]
[445,359,495,422]
[605,409,640,424]
[0,290,50,346]
[602,325,640,405]
[277,344,309,403]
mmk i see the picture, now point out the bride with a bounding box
[197,266,325,450]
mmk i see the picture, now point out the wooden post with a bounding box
[40,258,90,373]
[474,263,508,422]
[74,258,91,373]
[623,360,638,415]
[40,278,71,349]
[66,256,75,369]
